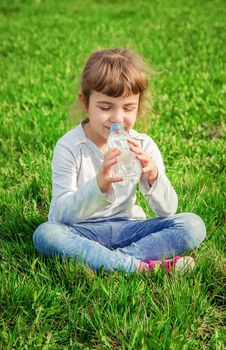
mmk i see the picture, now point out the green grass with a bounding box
[0,0,225,348]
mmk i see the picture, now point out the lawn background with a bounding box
[0,0,225,349]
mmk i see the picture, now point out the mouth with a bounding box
[105,124,127,134]
[106,124,125,129]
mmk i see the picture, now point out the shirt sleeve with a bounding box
[50,141,111,225]
[138,136,178,217]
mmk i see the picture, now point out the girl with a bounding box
[33,48,206,273]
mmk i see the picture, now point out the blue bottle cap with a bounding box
[109,123,123,133]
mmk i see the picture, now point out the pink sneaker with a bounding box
[146,256,195,274]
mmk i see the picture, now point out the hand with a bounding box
[97,147,124,193]
[128,139,158,186]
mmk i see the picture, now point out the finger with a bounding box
[105,175,124,183]
[105,147,120,155]
[129,145,144,155]
[103,158,119,172]
[128,139,139,146]
[141,164,158,177]
[136,154,151,162]
[104,148,121,161]
[142,165,155,173]
[128,139,143,152]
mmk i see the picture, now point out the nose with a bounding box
[110,114,124,124]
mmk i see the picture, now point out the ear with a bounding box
[78,92,88,112]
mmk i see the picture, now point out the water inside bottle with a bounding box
[108,124,141,182]
[113,149,141,182]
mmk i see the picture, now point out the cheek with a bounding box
[88,108,104,122]
[94,107,107,117]
[126,113,137,125]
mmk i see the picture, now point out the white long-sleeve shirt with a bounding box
[48,123,178,225]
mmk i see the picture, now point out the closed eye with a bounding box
[124,107,135,112]
[99,106,136,112]
[99,106,111,111]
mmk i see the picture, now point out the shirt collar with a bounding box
[73,122,89,146]
[129,128,146,141]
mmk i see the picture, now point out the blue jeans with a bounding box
[33,213,206,273]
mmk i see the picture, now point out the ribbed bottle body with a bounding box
[107,124,141,183]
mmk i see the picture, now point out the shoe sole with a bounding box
[174,256,195,273]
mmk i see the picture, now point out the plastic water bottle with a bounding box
[107,123,141,183]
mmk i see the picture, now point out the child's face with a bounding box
[83,90,140,145]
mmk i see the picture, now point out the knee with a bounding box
[182,213,206,248]
[33,222,62,254]
[33,222,49,251]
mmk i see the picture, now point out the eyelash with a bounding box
[99,107,134,112]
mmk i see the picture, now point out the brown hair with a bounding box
[79,48,152,118]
